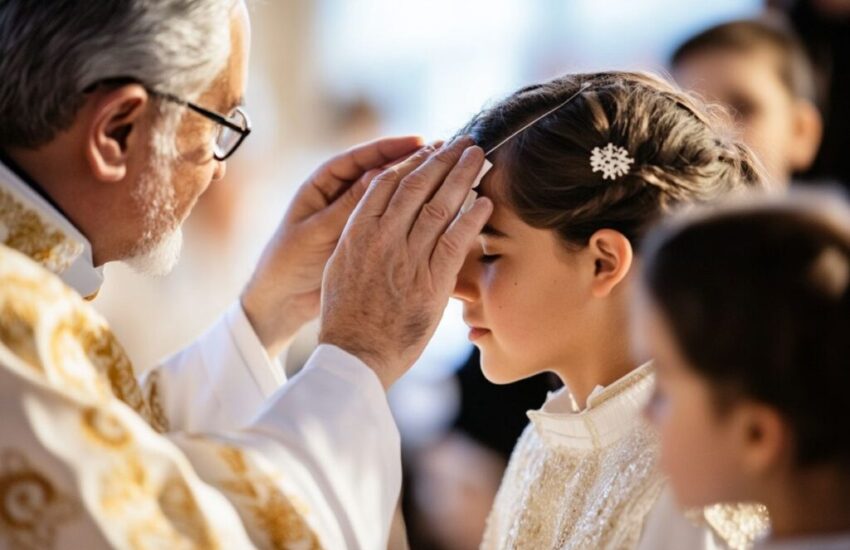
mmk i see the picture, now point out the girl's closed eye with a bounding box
[478,234,504,264]
[479,252,502,264]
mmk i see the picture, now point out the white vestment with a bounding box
[0,158,400,549]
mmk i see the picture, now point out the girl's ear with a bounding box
[588,229,633,298]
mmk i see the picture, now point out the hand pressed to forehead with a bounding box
[319,136,493,388]
[241,135,424,358]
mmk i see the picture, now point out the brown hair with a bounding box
[671,18,818,103]
[642,189,850,467]
[459,71,763,249]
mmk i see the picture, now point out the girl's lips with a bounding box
[468,327,491,341]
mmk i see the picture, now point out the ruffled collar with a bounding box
[0,157,103,298]
[528,362,655,450]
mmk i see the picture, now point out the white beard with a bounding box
[124,225,183,276]
[123,123,184,277]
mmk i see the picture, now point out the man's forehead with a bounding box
[211,6,249,111]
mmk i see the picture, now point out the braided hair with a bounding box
[458,71,765,249]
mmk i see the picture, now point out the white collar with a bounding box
[0,159,103,297]
[527,362,655,450]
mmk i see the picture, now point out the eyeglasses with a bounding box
[83,79,251,161]
[150,90,251,161]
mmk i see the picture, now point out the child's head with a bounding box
[453,71,761,386]
[671,18,822,186]
[640,190,850,510]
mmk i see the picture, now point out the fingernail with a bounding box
[445,135,469,149]
[464,145,484,157]
[456,135,474,147]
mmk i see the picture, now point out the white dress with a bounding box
[481,363,769,550]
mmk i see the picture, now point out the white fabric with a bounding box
[142,301,287,432]
[0,336,400,549]
[527,362,655,450]
[170,344,402,549]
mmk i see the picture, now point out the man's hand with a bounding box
[319,137,493,388]
[242,136,424,358]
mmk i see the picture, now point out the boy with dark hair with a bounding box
[671,18,823,187]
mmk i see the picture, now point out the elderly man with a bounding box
[0,1,491,548]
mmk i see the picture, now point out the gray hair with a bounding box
[0,0,237,149]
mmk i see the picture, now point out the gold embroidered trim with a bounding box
[0,246,163,433]
[81,407,132,448]
[89,417,217,549]
[0,449,81,549]
[485,422,664,550]
[0,188,82,274]
[0,296,42,373]
[700,502,770,550]
[216,445,323,550]
[143,370,170,433]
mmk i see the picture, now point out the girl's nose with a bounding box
[453,245,481,302]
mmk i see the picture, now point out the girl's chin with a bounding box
[479,354,538,385]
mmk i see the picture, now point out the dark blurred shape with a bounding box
[768,0,850,184]
[452,347,560,459]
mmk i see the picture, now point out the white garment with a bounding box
[482,363,768,550]
[0,159,401,549]
[143,302,288,433]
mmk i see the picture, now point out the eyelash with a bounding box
[479,254,501,264]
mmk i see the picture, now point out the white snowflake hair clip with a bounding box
[590,143,634,181]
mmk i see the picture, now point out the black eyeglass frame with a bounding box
[83,78,251,161]
[150,90,252,161]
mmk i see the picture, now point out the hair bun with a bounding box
[807,246,850,300]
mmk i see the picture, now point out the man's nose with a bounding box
[212,159,227,181]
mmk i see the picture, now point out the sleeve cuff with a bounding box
[300,344,394,431]
[225,301,287,398]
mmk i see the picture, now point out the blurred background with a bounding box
[93,1,849,548]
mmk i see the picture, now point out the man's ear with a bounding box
[587,229,633,298]
[734,401,792,477]
[85,84,150,183]
[788,98,823,174]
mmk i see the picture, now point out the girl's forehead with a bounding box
[477,164,509,204]
[477,174,530,236]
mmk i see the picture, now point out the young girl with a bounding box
[452,72,767,549]
[640,191,850,550]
